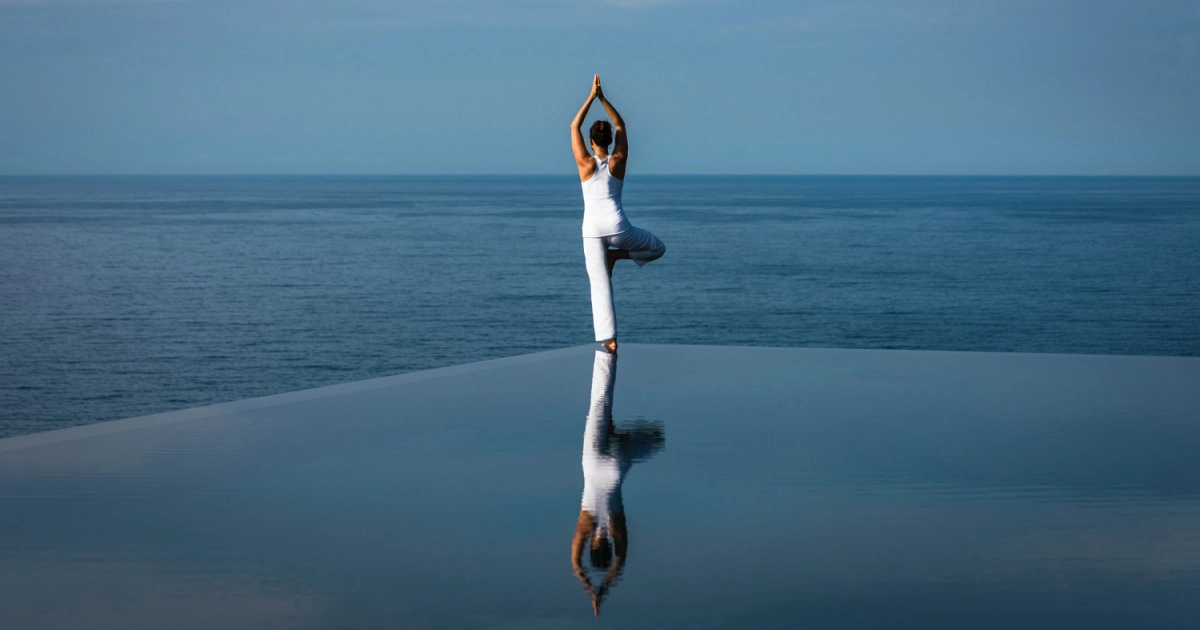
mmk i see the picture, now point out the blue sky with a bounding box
[1,0,1197,175]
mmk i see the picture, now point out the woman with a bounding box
[571,74,666,353]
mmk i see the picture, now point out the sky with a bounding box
[0,0,1197,175]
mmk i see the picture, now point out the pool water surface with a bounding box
[1,344,1198,628]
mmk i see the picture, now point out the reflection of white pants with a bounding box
[583,226,666,342]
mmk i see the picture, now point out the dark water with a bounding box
[2,345,1198,628]
[1,176,1198,437]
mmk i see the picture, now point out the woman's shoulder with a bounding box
[578,159,599,183]
[607,155,626,181]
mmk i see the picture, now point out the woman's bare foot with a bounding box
[601,338,618,353]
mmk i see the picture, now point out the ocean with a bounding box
[1,175,1197,438]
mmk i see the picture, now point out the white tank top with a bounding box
[580,156,632,237]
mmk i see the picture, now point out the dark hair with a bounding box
[589,535,613,569]
[589,120,613,148]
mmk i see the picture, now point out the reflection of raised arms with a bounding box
[571,512,627,617]
[570,75,601,182]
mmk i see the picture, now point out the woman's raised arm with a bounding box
[571,76,600,178]
[595,78,628,178]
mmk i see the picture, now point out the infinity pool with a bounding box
[2,344,1198,628]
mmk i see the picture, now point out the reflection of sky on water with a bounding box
[0,345,1198,628]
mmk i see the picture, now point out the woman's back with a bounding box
[580,156,631,237]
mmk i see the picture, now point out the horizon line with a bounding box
[3,172,1199,178]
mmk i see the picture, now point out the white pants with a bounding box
[583,226,666,342]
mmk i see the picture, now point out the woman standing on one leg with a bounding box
[571,74,666,354]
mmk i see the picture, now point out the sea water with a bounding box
[1,175,1198,437]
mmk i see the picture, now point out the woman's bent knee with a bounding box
[642,239,666,263]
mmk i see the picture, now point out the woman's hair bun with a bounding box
[589,120,613,148]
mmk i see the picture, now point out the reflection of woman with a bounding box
[571,74,666,354]
[571,349,665,616]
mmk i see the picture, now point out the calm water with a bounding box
[1,175,1198,437]
[2,344,1198,628]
